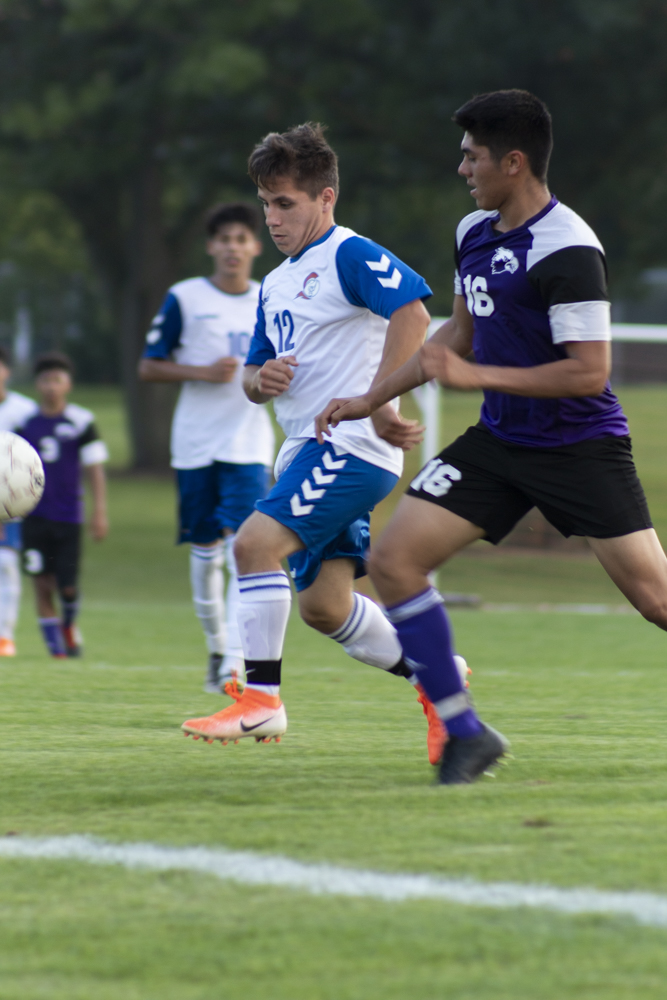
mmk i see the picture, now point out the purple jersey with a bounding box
[454,196,629,447]
[17,404,108,523]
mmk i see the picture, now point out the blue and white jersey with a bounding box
[246,225,432,478]
[454,197,628,447]
[0,390,37,434]
[143,277,274,470]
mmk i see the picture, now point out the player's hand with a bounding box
[419,341,482,390]
[205,357,238,383]
[314,394,373,443]
[371,404,424,451]
[257,356,298,397]
[90,510,108,541]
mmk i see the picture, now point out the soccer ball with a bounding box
[0,431,45,521]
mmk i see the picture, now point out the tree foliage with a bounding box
[1,0,667,463]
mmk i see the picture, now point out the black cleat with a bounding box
[437,724,509,785]
[203,653,223,694]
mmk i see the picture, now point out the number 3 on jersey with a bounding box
[463,275,495,317]
[273,310,295,352]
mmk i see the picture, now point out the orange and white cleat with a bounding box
[416,656,473,766]
[62,624,83,658]
[0,638,16,657]
[416,684,448,766]
[182,687,287,744]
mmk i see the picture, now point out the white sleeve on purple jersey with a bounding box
[526,203,610,345]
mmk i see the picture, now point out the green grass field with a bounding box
[1,385,667,998]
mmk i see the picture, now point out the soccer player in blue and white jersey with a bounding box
[182,122,435,745]
[0,346,38,656]
[317,89,667,783]
[17,352,108,658]
[140,203,275,693]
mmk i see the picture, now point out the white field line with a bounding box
[482,603,639,615]
[0,835,666,929]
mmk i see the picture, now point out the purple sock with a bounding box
[39,618,66,657]
[386,588,483,739]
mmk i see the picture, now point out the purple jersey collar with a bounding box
[487,195,559,237]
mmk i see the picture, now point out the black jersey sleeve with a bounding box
[78,421,101,448]
[527,246,609,307]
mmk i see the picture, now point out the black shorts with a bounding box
[22,517,81,589]
[406,423,652,544]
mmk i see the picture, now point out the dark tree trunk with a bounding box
[116,160,179,470]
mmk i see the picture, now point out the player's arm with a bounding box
[242,282,299,403]
[138,357,238,384]
[367,298,430,450]
[80,427,109,541]
[86,463,108,541]
[315,294,472,440]
[137,291,238,385]
[420,339,609,396]
[422,245,611,397]
[243,357,298,403]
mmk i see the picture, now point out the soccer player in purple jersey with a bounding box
[316,89,667,784]
[16,352,109,658]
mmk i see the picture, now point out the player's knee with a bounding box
[300,604,338,634]
[367,543,401,588]
[637,595,667,629]
[232,527,262,573]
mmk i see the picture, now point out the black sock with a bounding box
[245,659,282,687]
[388,657,413,679]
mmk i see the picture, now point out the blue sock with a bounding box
[386,588,483,740]
[39,617,66,657]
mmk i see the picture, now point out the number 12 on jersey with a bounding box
[273,310,295,352]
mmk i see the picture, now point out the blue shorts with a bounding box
[254,440,398,592]
[177,462,269,545]
[0,522,21,550]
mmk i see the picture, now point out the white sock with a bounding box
[0,548,20,640]
[223,534,243,659]
[327,593,403,670]
[327,593,470,689]
[237,571,291,693]
[190,543,225,655]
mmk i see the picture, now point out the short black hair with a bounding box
[0,346,11,367]
[205,201,263,238]
[453,90,553,183]
[34,351,74,377]
[248,122,339,199]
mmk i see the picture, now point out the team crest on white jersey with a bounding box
[491,247,519,275]
[296,272,320,300]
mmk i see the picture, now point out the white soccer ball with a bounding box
[0,431,45,521]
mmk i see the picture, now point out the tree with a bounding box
[3,0,667,468]
[0,0,292,466]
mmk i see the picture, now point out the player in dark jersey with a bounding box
[17,352,109,657]
[316,89,667,784]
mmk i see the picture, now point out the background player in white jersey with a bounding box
[0,346,38,656]
[182,123,443,748]
[140,203,274,693]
